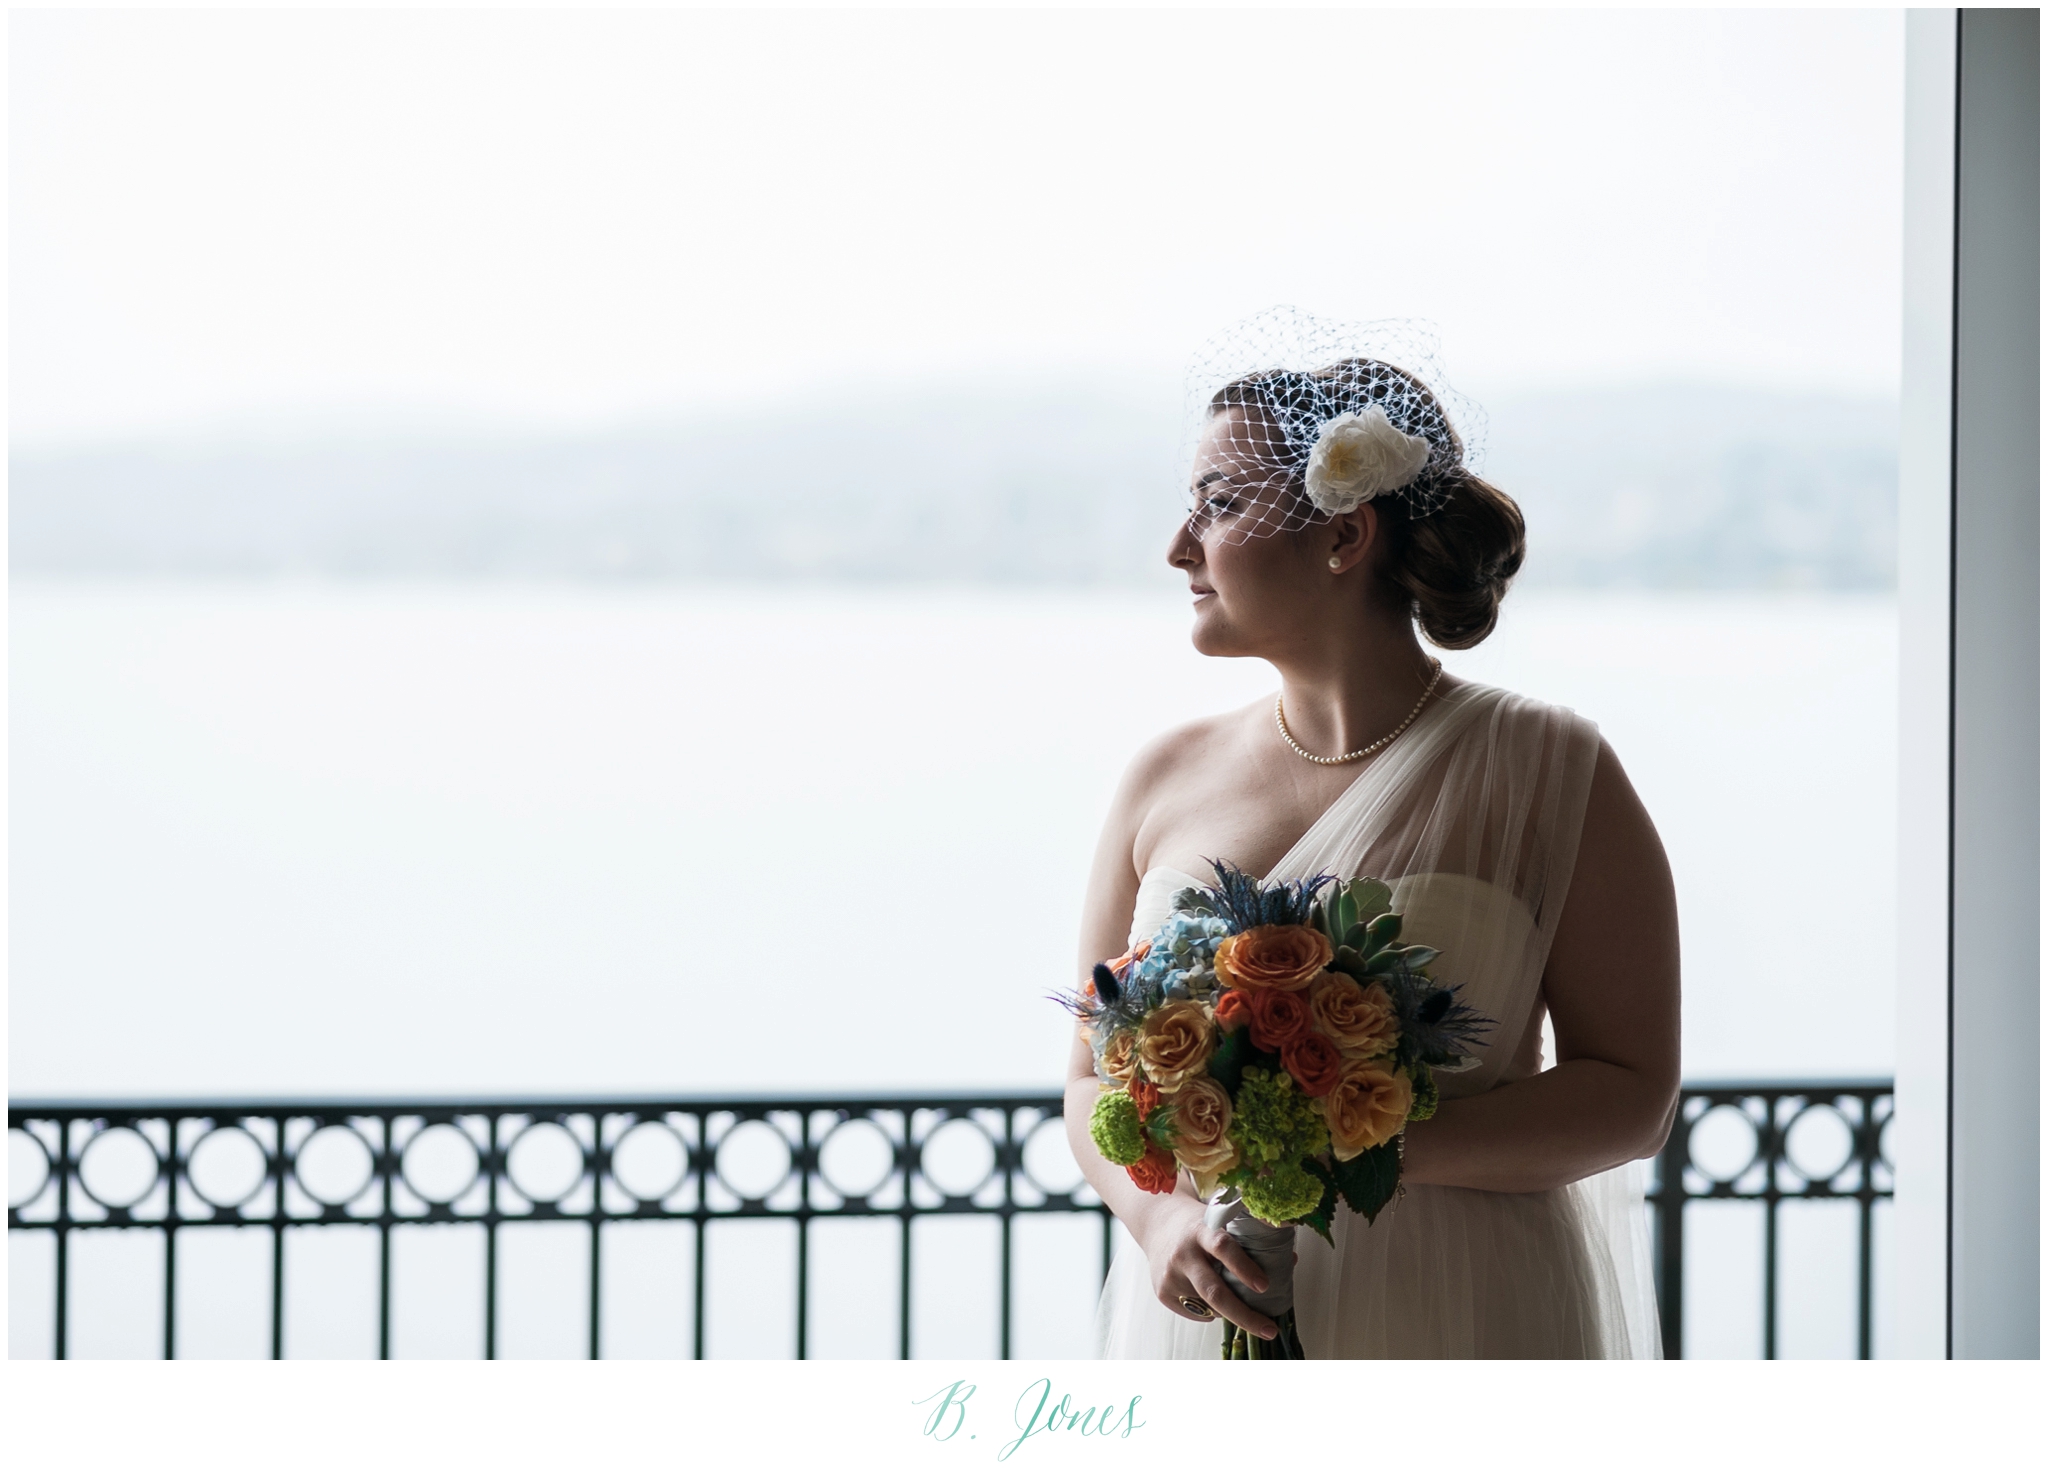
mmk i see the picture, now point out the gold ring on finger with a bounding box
[1175,1294,1214,1319]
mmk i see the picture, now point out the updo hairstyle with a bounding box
[1208,358,1524,649]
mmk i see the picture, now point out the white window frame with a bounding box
[1895,6,2039,1361]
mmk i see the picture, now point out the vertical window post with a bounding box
[1897,6,2040,1362]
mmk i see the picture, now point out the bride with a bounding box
[1063,326,1680,1359]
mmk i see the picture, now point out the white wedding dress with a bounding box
[1094,681,1662,1360]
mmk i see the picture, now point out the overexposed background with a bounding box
[15,9,1900,446]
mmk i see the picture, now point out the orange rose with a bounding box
[1213,990,1251,1033]
[1247,988,1312,1052]
[1126,1143,1178,1194]
[1282,1033,1344,1097]
[1323,1061,1414,1162]
[1216,924,1332,994]
[1128,1078,1161,1121]
[1308,971,1399,1059]
[1136,1000,1216,1091]
[1099,1028,1138,1085]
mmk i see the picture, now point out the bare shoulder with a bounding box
[1076,698,1267,965]
[1091,699,1267,873]
[1110,699,1265,811]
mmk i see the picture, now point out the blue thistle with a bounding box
[1201,858,1335,931]
[1382,967,1493,1068]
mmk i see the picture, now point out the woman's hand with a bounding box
[1132,1192,1280,1340]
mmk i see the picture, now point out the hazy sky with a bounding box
[13,8,1903,447]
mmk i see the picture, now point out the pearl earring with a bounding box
[1328,556,1343,571]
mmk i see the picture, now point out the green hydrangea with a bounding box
[1407,1067,1439,1122]
[1226,1066,1329,1170]
[1237,1160,1327,1225]
[1088,1088,1146,1166]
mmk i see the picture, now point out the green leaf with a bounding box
[1332,1141,1403,1224]
[1207,1028,1270,1095]
[1176,887,1219,916]
[1356,911,1403,962]
[1331,946,1369,978]
[1346,879,1393,925]
[1299,1158,1338,1245]
[1365,944,1410,975]
[1394,945,1440,973]
[1145,1105,1179,1149]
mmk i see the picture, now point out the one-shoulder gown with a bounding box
[1093,681,1662,1359]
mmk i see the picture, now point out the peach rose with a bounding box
[1136,1000,1217,1091]
[1216,924,1332,993]
[1324,1061,1414,1162]
[1282,1033,1344,1098]
[1213,990,1251,1033]
[1247,988,1312,1052]
[1309,971,1399,1059]
[1164,1076,1237,1196]
[1126,1143,1178,1194]
[1099,1028,1138,1085]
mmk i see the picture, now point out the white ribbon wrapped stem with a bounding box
[1204,1194,1296,1319]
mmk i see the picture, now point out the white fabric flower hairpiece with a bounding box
[1302,407,1433,515]
[1182,309,1485,542]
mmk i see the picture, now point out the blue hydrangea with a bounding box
[1136,907,1235,1000]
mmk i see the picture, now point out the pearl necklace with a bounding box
[1274,659,1444,766]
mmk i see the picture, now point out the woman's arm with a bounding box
[1061,741,1282,1339]
[1400,739,1681,1193]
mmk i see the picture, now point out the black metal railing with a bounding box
[9,1081,1890,1360]
[8,1093,1099,1361]
[1651,1080,1893,1360]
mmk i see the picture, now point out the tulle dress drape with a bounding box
[1094,681,1662,1360]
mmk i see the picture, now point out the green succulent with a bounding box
[1318,878,1394,954]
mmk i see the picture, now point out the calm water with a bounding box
[9,581,1898,1358]
[11,580,1897,1095]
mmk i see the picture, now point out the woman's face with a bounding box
[1169,408,1350,659]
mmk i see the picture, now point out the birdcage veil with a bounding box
[1182,307,1487,545]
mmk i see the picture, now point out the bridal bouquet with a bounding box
[1060,862,1488,1359]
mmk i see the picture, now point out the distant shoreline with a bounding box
[12,382,1898,593]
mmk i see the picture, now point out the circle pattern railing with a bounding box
[1666,1088,1893,1202]
[6,1093,1105,1362]
[1648,1081,1893,1362]
[8,1101,1096,1227]
[9,1082,1891,1362]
